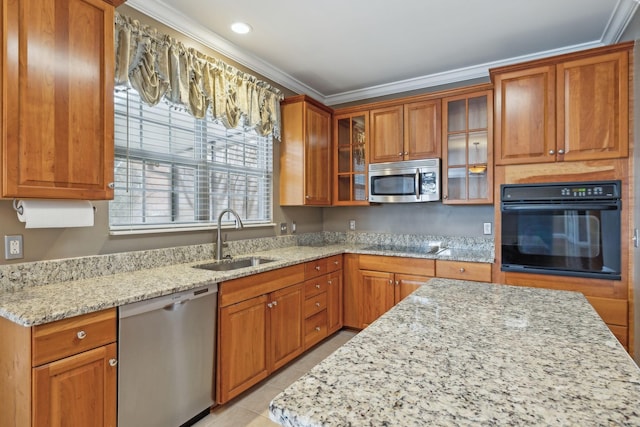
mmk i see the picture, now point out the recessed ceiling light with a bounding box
[231,22,252,34]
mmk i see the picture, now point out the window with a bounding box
[110,89,273,232]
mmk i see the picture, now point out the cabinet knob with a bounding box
[77,330,87,340]
[305,195,310,199]
[267,302,273,308]
[549,149,555,155]
[334,261,339,265]
[558,149,565,154]
[108,182,115,189]
[327,280,332,285]
[315,266,321,271]
[398,152,403,156]
[315,284,320,289]
[389,280,393,284]
[109,358,118,367]
[272,300,278,306]
[316,302,321,307]
[395,280,399,285]
[315,326,321,332]
[404,151,408,155]
[459,268,465,273]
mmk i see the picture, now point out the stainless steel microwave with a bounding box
[368,158,440,203]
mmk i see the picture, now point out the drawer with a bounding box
[585,296,627,326]
[304,277,328,298]
[32,308,117,366]
[435,260,492,282]
[305,292,327,318]
[608,325,628,347]
[304,310,328,348]
[305,255,342,279]
[359,255,435,276]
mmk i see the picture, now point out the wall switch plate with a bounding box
[291,221,297,234]
[349,219,356,231]
[5,235,23,260]
[483,222,492,235]
[280,223,287,234]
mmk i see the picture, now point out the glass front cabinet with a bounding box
[442,90,493,204]
[334,112,370,205]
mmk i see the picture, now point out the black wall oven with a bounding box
[501,181,621,280]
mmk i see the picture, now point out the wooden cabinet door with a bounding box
[404,100,441,160]
[304,102,332,205]
[493,65,556,165]
[217,295,269,403]
[369,105,404,163]
[395,274,429,302]
[269,284,304,371]
[4,0,114,199]
[33,343,117,427]
[327,270,343,334]
[360,270,395,327]
[557,51,629,161]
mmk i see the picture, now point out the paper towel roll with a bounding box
[16,200,95,228]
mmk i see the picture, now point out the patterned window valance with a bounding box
[114,12,284,139]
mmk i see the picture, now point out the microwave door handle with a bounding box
[415,169,420,200]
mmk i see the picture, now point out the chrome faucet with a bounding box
[216,208,244,260]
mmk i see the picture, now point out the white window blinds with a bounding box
[110,88,273,232]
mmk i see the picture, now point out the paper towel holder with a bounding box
[12,199,97,215]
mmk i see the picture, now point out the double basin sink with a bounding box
[194,256,276,272]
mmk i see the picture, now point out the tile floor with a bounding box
[194,330,357,427]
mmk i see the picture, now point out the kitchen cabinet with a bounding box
[435,260,492,282]
[2,0,117,199]
[369,101,441,163]
[345,254,435,329]
[442,89,493,204]
[369,105,404,163]
[334,111,369,205]
[303,255,343,349]
[492,42,630,165]
[0,308,118,427]
[217,264,305,403]
[280,95,333,206]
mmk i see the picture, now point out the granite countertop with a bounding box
[0,242,492,326]
[269,279,640,426]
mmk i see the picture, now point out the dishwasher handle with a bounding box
[119,283,218,319]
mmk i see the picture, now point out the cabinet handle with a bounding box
[549,149,555,155]
[334,261,339,265]
[77,330,87,340]
[305,195,310,199]
[109,358,118,367]
[272,301,278,306]
[558,149,565,154]
[108,182,115,189]
[395,280,399,285]
[315,284,320,289]
[389,280,393,284]
[315,266,321,271]
[459,268,465,273]
[328,280,332,285]
[404,151,408,155]
[315,326,321,332]
[316,302,321,307]
[267,302,273,308]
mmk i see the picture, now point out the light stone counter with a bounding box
[0,236,493,326]
[269,278,640,426]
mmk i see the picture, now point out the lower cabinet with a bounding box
[0,308,118,427]
[216,256,343,404]
[345,255,435,329]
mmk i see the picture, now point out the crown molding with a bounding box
[601,0,640,44]
[125,0,635,106]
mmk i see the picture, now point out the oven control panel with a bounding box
[502,180,620,201]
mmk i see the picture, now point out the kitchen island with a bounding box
[269,278,640,426]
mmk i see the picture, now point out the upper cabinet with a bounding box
[334,111,369,205]
[2,0,116,199]
[442,89,493,204]
[369,101,441,163]
[280,95,333,206]
[492,42,631,165]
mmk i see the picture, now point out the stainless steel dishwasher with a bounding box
[118,284,218,427]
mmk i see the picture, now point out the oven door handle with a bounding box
[502,202,620,211]
[415,169,420,200]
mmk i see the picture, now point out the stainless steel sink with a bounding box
[194,257,276,272]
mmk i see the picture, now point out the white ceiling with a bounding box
[125,0,639,106]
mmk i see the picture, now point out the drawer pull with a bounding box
[315,266,321,271]
[459,268,465,273]
[334,261,339,265]
[315,326,321,332]
[272,300,278,307]
[316,302,321,307]
[267,302,273,308]
[77,330,87,340]
[109,358,118,367]
[315,284,320,289]
[327,280,332,285]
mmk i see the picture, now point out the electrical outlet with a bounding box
[483,222,492,235]
[5,235,23,260]
[349,219,356,231]
[280,222,287,234]
[291,221,297,234]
